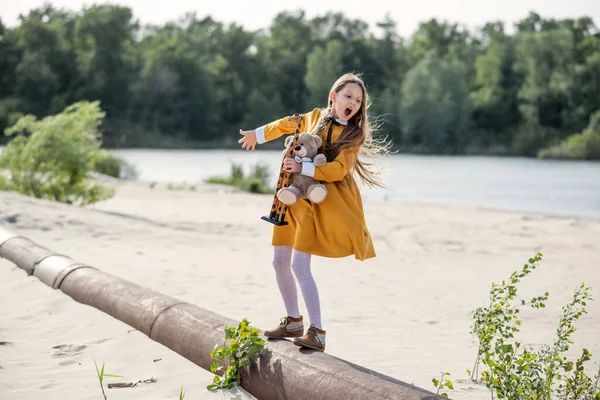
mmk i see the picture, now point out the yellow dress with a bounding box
[257,108,376,261]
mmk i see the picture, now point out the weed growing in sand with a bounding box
[93,358,123,399]
[93,359,184,398]
[166,182,197,191]
[205,162,272,194]
[432,371,453,397]
[465,253,600,399]
[207,318,265,390]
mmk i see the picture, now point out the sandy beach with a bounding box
[1,178,599,399]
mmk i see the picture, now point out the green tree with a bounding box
[72,5,138,119]
[260,11,314,113]
[514,29,576,130]
[470,26,519,146]
[569,49,600,131]
[408,19,472,62]
[400,52,473,153]
[0,19,24,139]
[372,15,409,85]
[241,90,285,131]
[304,40,344,109]
[11,5,75,116]
[129,20,218,143]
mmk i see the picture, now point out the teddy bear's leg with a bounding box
[277,184,302,205]
[307,183,327,204]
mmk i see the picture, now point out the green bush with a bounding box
[538,130,600,160]
[469,254,600,399]
[436,253,600,399]
[0,101,115,205]
[205,162,272,194]
[538,110,600,160]
[91,150,138,179]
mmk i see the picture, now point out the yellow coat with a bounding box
[257,108,376,261]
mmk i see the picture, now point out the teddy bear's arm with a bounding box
[313,154,327,166]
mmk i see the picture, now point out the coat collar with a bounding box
[327,113,348,125]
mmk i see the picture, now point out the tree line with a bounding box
[1,5,599,157]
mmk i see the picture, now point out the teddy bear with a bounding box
[277,133,328,205]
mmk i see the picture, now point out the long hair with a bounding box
[311,73,391,189]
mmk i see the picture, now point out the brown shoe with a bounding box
[293,324,326,352]
[264,316,304,338]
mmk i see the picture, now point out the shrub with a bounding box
[205,162,272,194]
[91,150,138,179]
[435,253,600,399]
[538,131,600,160]
[538,110,600,160]
[0,101,115,205]
[469,253,600,399]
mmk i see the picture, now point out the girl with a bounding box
[238,73,389,352]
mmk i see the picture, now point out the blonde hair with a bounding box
[311,72,391,189]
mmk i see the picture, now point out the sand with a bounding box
[1,178,599,399]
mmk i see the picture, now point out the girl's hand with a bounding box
[283,157,302,173]
[238,129,257,151]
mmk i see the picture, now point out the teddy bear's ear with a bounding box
[313,135,322,148]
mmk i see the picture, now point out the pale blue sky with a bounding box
[2,0,599,38]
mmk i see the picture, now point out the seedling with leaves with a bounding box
[207,318,265,390]
[432,371,454,398]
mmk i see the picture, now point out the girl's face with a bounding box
[330,83,363,122]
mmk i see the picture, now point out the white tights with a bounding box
[272,246,322,329]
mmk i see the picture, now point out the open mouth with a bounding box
[344,108,352,117]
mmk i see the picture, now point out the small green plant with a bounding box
[207,318,265,391]
[205,162,272,194]
[179,384,186,399]
[93,358,123,400]
[432,371,454,398]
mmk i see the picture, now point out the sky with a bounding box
[1,0,599,38]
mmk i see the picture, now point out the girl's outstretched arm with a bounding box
[253,109,320,144]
